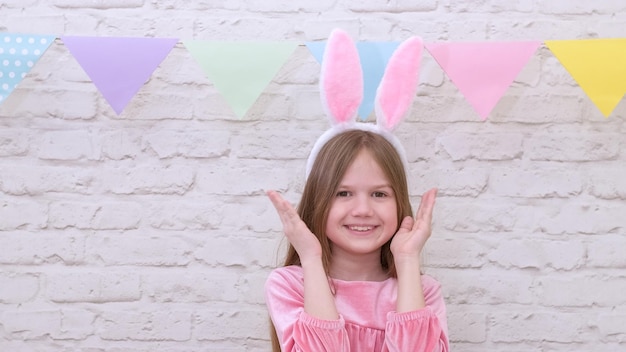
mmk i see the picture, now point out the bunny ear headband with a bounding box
[305,29,423,178]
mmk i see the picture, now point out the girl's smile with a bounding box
[346,224,377,232]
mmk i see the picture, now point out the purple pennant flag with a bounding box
[61,36,178,114]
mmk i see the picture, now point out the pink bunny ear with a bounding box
[320,29,363,124]
[375,36,423,130]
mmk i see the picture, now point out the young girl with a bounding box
[264,30,449,351]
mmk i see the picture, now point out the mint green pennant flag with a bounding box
[184,41,298,117]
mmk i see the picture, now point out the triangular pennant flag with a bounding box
[356,42,401,120]
[426,41,541,120]
[61,36,178,115]
[305,41,325,63]
[184,41,297,118]
[545,38,626,117]
[306,41,401,120]
[0,33,55,104]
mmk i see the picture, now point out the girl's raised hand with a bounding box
[390,188,438,260]
[266,190,323,262]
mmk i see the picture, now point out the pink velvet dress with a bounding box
[265,265,449,352]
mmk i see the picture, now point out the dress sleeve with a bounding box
[383,276,450,352]
[265,268,350,351]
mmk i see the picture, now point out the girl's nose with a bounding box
[351,194,373,216]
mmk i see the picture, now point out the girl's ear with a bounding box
[320,29,363,125]
[375,36,423,131]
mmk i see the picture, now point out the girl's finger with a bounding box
[398,216,414,233]
[267,191,293,224]
[267,190,303,230]
[416,188,437,222]
[266,190,283,209]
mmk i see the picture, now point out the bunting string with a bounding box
[1,33,625,119]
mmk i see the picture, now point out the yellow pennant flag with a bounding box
[545,38,626,117]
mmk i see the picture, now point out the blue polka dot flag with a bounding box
[0,33,56,103]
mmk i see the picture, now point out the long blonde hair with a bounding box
[270,129,413,351]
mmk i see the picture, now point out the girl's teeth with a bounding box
[350,226,372,231]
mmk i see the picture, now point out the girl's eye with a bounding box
[336,191,350,197]
[373,191,387,198]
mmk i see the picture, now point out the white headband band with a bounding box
[305,123,409,179]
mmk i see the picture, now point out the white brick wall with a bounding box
[1,1,625,351]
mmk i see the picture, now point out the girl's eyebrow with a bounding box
[338,183,393,189]
[373,184,393,189]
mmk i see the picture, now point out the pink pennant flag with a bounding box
[426,41,541,120]
[61,36,178,114]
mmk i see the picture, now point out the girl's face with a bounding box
[325,148,398,259]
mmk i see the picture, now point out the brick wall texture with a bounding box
[1,1,626,351]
